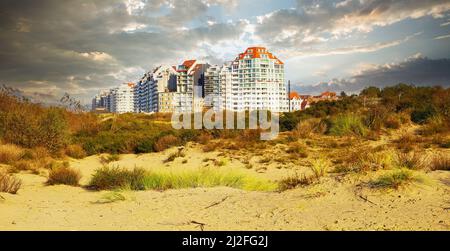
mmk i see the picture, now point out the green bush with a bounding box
[88,166,147,190]
[411,106,437,124]
[135,137,156,153]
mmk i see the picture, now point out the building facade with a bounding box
[92,46,290,114]
[175,60,208,113]
[109,83,135,114]
[288,92,303,111]
[134,65,177,113]
[229,47,287,112]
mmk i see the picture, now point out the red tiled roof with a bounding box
[289,91,300,100]
[237,47,283,65]
[182,59,196,69]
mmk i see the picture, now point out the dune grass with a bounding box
[0,172,22,194]
[369,168,421,189]
[0,144,24,164]
[328,113,367,137]
[430,153,450,171]
[47,166,82,186]
[88,166,277,192]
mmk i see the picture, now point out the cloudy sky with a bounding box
[1,0,449,104]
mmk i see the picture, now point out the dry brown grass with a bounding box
[286,141,308,158]
[430,153,450,171]
[394,133,422,152]
[11,160,38,174]
[396,151,426,170]
[0,172,22,194]
[65,144,86,159]
[47,167,82,186]
[0,144,24,164]
[278,173,314,191]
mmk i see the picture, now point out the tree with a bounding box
[360,86,381,98]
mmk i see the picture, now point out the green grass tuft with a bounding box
[88,166,277,192]
[369,168,419,189]
[328,113,367,137]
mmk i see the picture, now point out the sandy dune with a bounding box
[0,143,449,230]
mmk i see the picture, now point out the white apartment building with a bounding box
[92,46,288,114]
[228,47,287,112]
[109,83,135,114]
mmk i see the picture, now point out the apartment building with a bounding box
[175,60,208,113]
[92,46,289,114]
[229,47,288,112]
[134,65,177,113]
[108,82,135,114]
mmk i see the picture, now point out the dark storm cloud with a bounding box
[0,0,245,103]
[296,55,450,94]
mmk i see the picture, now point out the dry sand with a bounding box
[0,143,449,230]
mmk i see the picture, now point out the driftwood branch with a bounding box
[190,220,206,231]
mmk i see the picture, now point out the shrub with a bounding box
[154,135,180,152]
[328,114,367,137]
[47,167,82,186]
[135,137,156,153]
[0,172,22,194]
[0,144,24,164]
[369,168,416,189]
[430,154,450,171]
[88,166,147,190]
[65,144,86,159]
